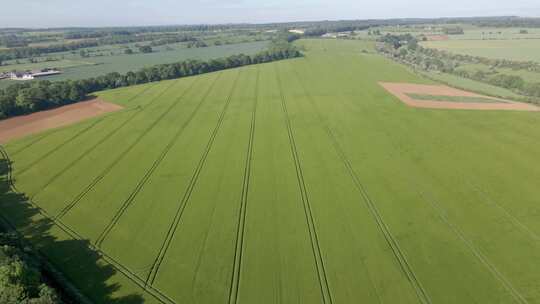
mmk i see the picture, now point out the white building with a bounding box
[289,29,305,34]
[10,72,34,80]
[9,69,61,81]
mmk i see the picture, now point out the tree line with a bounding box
[0,40,301,119]
[0,231,62,304]
[0,41,99,63]
[0,33,199,63]
[377,34,540,102]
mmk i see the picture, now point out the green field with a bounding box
[421,39,540,62]
[0,41,267,89]
[2,39,540,304]
[0,58,95,73]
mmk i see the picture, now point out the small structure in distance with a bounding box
[9,68,62,81]
[289,29,305,34]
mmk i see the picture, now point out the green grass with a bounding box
[406,93,504,103]
[2,38,540,304]
[421,39,540,62]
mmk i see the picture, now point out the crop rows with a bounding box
[146,70,242,286]
[3,39,540,304]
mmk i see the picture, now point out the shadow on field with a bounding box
[0,156,144,304]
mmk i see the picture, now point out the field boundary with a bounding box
[94,73,218,247]
[228,67,260,304]
[0,98,124,145]
[0,146,177,304]
[275,64,334,304]
[30,87,157,202]
[145,70,242,286]
[380,82,540,111]
[7,84,156,157]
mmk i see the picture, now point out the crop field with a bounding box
[2,39,540,303]
[0,41,267,89]
[421,39,540,62]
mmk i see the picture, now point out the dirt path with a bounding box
[379,82,540,111]
[0,98,123,144]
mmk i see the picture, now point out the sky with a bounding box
[1,0,540,28]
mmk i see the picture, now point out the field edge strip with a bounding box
[8,84,155,157]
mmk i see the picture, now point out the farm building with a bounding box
[10,69,61,80]
[322,31,352,38]
[289,29,305,34]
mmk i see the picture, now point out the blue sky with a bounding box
[2,0,540,28]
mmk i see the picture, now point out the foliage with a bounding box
[138,45,153,53]
[0,39,301,119]
[0,41,99,62]
[0,232,61,304]
[377,34,540,100]
[4,39,540,304]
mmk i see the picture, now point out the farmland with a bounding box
[0,41,268,89]
[421,39,540,62]
[2,38,540,303]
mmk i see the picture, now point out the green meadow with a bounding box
[2,39,540,304]
[421,39,540,62]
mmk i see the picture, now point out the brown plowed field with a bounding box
[379,82,540,111]
[0,98,123,144]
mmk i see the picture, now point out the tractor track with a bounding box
[29,86,157,201]
[292,59,431,304]
[9,84,155,158]
[145,70,241,286]
[418,190,529,304]
[0,145,177,304]
[228,67,260,304]
[94,74,220,247]
[275,64,334,304]
[16,118,105,177]
[54,80,184,220]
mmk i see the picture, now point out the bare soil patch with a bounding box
[0,98,123,144]
[379,82,540,111]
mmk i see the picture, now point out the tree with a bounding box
[0,233,62,304]
[138,45,153,53]
[0,36,302,120]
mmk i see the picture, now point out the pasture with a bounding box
[2,39,540,304]
[421,39,540,62]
